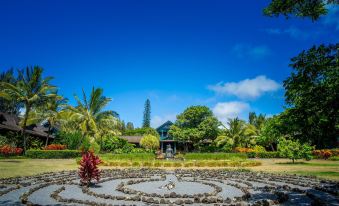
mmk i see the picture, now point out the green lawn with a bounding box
[0,159,77,178]
[0,157,338,181]
[250,159,339,181]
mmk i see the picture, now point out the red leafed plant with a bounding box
[78,150,102,186]
[0,145,23,156]
[44,144,67,150]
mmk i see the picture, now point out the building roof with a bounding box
[0,112,53,138]
[120,136,143,144]
[156,120,173,132]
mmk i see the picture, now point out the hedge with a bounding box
[26,149,81,159]
[184,152,247,160]
[246,151,280,158]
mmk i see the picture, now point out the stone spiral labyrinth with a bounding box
[0,169,338,205]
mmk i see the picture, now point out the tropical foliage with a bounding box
[62,87,120,150]
[278,137,313,163]
[0,66,56,153]
[140,134,159,150]
[169,106,219,151]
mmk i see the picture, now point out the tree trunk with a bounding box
[45,125,51,147]
[292,158,295,164]
[22,105,30,154]
[270,144,275,151]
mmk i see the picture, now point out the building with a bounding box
[156,121,177,153]
[0,112,54,141]
[120,120,177,153]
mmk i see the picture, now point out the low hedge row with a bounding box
[100,160,261,167]
[26,149,81,159]
[184,152,247,160]
[246,151,280,158]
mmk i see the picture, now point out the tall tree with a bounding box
[263,0,337,21]
[126,122,134,130]
[169,106,220,151]
[282,44,338,148]
[142,99,151,128]
[0,69,22,115]
[65,87,119,148]
[0,66,56,153]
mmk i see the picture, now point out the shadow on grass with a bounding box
[276,161,307,165]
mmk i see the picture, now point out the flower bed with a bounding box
[312,149,339,159]
[26,149,81,159]
[0,145,23,156]
[44,144,67,150]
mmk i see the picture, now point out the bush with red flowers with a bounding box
[0,145,23,156]
[78,150,102,186]
[312,149,334,159]
[43,144,67,150]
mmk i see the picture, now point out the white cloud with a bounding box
[265,26,311,40]
[212,101,250,125]
[208,75,280,99]
[232,44,271,59]
[151,114,177,128]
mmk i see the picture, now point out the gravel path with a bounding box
[0,168,338,205]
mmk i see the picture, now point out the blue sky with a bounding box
[0,0,338,127]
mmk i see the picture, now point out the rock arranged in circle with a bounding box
[0,168,338,205]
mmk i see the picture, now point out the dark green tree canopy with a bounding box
[169,106,220,149]
[142,99,151,128]
[282,44,339,148]
[263,0,337,21]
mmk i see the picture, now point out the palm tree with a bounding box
[0,69,23,115]
[0,66,56,153]
[27,93,67,146]
[225,117,246,148]
[65,87,119,148]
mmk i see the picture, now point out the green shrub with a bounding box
[153,161,162,167]
[183,162,195,167]
[101,135,134,153]
[100,153,155,161]
[184,153,247,160]
[163,162,173,167]
[140,134,159,150]
[26,149,81,159]
[246,151,280,158]
[172,162,182,167]
[278,138,313,163]
[328,156,339,161]
[54,131,82,149]
[142,161,153,167]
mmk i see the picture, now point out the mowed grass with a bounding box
[0,157,338,180]
[249,159,339,181]
[0,159,78,178]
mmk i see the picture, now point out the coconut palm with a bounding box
[65,87,120,148]
[0,69,23,115]
[0,66,56,152]
[225,117,246,148]
[27,93,67,146]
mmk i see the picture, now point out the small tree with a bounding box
[278,137,313,163]
[78,150,102,186]
[140,134,159,150]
